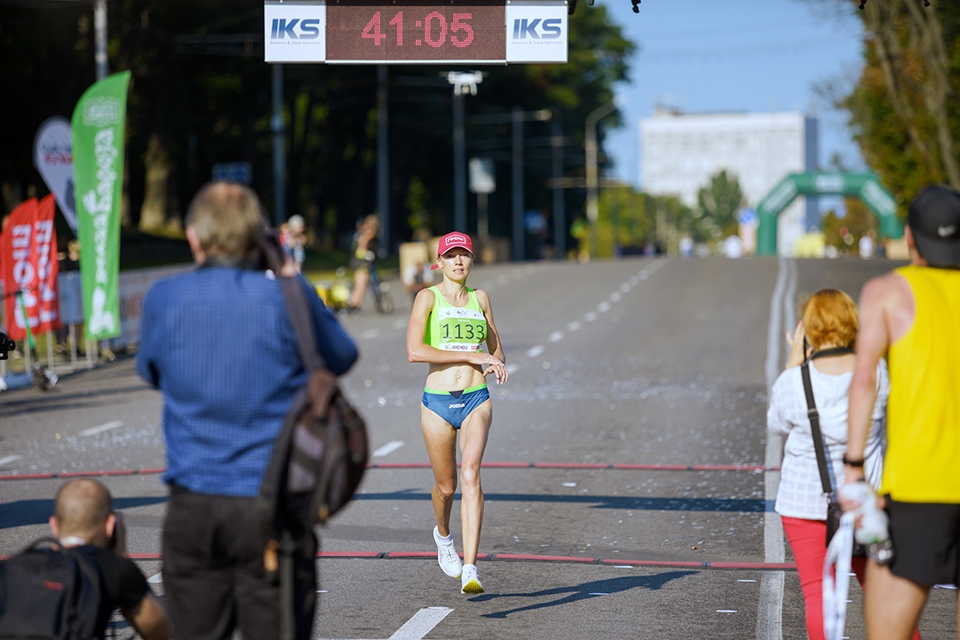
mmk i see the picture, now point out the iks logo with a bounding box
[512,18,562,40]
[270,19,321,40]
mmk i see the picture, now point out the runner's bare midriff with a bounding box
[425,362,486,392]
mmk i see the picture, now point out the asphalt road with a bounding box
[1,256,956,639]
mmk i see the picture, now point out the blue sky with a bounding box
[595,0,866,189]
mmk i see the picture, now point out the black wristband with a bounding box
[842,455,865,468]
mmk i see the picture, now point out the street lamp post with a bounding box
[585,98,623,258]
[447,71,484,234]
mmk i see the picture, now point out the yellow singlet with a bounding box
[881,265,960,503]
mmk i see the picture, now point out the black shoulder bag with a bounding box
[256,232,369,640]
[800,351,865,556]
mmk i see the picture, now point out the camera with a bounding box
[0,332,14,360]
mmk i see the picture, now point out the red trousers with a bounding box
[781,516,921,640]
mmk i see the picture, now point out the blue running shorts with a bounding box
[421,385,490,429]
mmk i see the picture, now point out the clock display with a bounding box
[326,0,506,62]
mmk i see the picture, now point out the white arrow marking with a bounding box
[372,441,405,458]
[388,607,453,640]
[79,421,124,437]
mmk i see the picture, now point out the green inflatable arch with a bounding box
[756,172,903,255]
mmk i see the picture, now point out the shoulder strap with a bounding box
[260,232,326,373]
[810,346,855,360]
[800,362,834,495]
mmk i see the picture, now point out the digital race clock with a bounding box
[264,0,568,64]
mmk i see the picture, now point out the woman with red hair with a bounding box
[768,289,919,640]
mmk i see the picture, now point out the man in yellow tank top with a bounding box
[844,185,960,640]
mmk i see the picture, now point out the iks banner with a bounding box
[0,195,61,341]
[71,70,130,340]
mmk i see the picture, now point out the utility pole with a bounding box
[512,107,524,262]
[94,0,107,81]
[447,72,483,234]
[271,64,286,227]
[377,65,390,249]
[585,98,624,258]
[551,117,565,259]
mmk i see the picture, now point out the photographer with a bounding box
[49,478,171,640]
[136,181,358,640]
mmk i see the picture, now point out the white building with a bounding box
[639,109,818,256]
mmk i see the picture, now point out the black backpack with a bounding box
[0,538,101,640]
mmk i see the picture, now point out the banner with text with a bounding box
[1,195,61,340]
[34,117,77,232]
[71,70,130,340]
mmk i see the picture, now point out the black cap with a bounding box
[908,185,960,267]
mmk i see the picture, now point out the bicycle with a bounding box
[343,262,394,315]
[366,262,394,314]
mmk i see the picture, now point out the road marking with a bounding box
[372,441,405,458]
[548,331,563,343]
[388,607,453,640]
[757,257,794,640]
[597,301,611,313]
[717,610,738,614]
[585,311,598,322]
[147,572,162,584]
[738,579,757,583]
[609,291,622,302]
[506,363,520,375]
[79,421,124,437]
[567,321,581,332]
[0,455,22,467]
[526,345,545,358]
[362,329,381,339]
[620,283,631,293]
[393,319,407,330]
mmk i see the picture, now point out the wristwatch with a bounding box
[842,455,865,468]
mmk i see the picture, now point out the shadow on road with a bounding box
[0,496,168,529]
[0,385,152,418]
[471,571,697,618]
[354,491,771,512]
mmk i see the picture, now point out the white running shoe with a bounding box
[434,526,462,578]
[460,563,484,594]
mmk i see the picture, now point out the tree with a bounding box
[0,1,637,258]
[836,0,960,212]
[821,197,877,254]
[692,170,744,241]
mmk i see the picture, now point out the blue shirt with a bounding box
[136,265,358,497]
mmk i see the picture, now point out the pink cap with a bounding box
[431,232,473,269]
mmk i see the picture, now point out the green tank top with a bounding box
[424,286,486,352]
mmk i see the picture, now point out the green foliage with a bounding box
[594,186,691,257]
[840,0,960,214]
[691,170,744,241]
[596,184,650,256]
[0,1,637,259]
[821,197,877,254]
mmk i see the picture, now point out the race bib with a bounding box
[437,306,486,352]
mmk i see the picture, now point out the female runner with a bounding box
[406,232,508,594]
